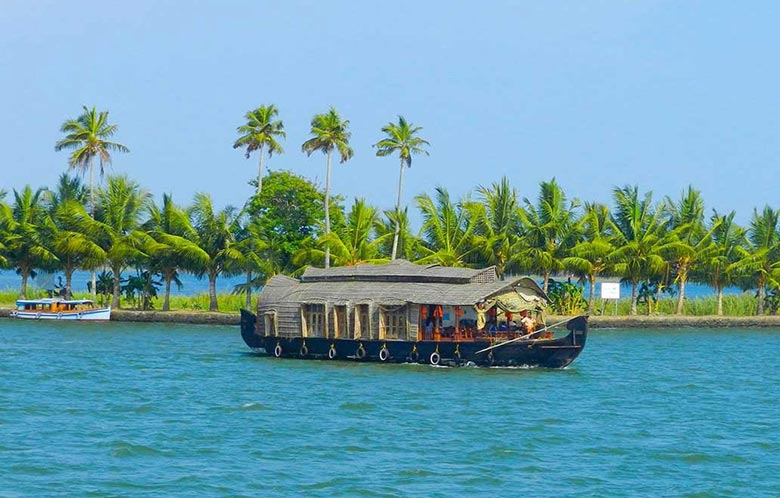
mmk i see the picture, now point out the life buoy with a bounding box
[488,351,495,365]
[430,351,441,365]
[356,345,366,359]
[274,344,283,358]
[409,349,420,362]
[36,312,41,319]
[379,347,390,362]
[57,312,63,319]
[299,344,309,357]
[77,312,82,320]
[328,345,337,359]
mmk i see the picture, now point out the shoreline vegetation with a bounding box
[4,305,780,329]
[4,105,780,322]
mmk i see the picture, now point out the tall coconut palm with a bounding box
[55,106,129,298]
[189,193,244,311]
[233,105,285,194]
[514,179,581,293]
[471,176,522,277]
[699,211,746,315]
[373,116,430,260]
[564,202,614,312]
[145,194,208,311]
[608,186,666,315]
[301,107,353,269]
[660,186,710,314]
[93,175,152,308]
[415,187,478,267]
[5,186,58,298]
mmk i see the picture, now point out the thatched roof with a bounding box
[261,261,547,307]
[301,259,498,284]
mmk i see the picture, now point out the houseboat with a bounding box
[240,260,587,368]
[11,298,111,321]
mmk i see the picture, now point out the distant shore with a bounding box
[3,307,780,328]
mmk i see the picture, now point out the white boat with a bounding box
[11,298,111,321]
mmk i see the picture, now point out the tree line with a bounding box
[1,105,778,316]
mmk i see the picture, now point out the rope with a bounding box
[474,317,573,354]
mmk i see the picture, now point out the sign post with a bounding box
[600,282,621,315]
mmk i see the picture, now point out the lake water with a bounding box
[1,320,779,497]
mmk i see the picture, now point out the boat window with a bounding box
[381,305,407,340]
[351,304,370,339]
[333,305,347,339]
[303,304,325,337]
[263,312,277,337]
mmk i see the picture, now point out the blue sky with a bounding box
[1,1,778,227]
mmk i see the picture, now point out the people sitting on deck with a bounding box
[520,310,536,334]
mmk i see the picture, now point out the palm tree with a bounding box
[231,214,273,309]
[373,116,430,260]
[295,199,390,267]
[737,206,780,315]
[608,186,666,315]
[55,106,129,298]
[564,202,614,312]
[415,187,478,267]
[5,186,58,298]
[145,194,208,311]
[660,186,710,314]
[45,176,105,299]
[93,175,152,308]
[699,211,746,315]
[189,193,243,311]
[470,176,522,277]
[302,107,353,269]
[375,207,419,261]
[233,105,285,194]
[514,179,581,293]
[0,190,11,267]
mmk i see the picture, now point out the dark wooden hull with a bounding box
[240,310,587,369]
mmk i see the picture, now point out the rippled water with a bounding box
[2,321,779,497]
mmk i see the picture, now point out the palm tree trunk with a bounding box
[588,276,596,312]
[391,159,405,260]
[163,272,172,311]
[543,270,550,293]
[111,264,121,308]
[64,266,74,300]
[757,276,765,315]
[717,284,724,315]
[20,268,29,299]
[89,156,97,301]
[257,145,265,195]
[245,270,252,309]
[324,150,332,269]
[630,279,638,315]
[676,271,687,315]
[208,270,219,311]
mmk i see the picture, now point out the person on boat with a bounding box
[520,310,536,334]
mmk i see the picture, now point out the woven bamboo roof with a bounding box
[301,259,498,284]
[261,261,547,307]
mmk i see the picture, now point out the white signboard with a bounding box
[600,282,621,300]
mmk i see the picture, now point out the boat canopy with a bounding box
[15,298,95,305]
